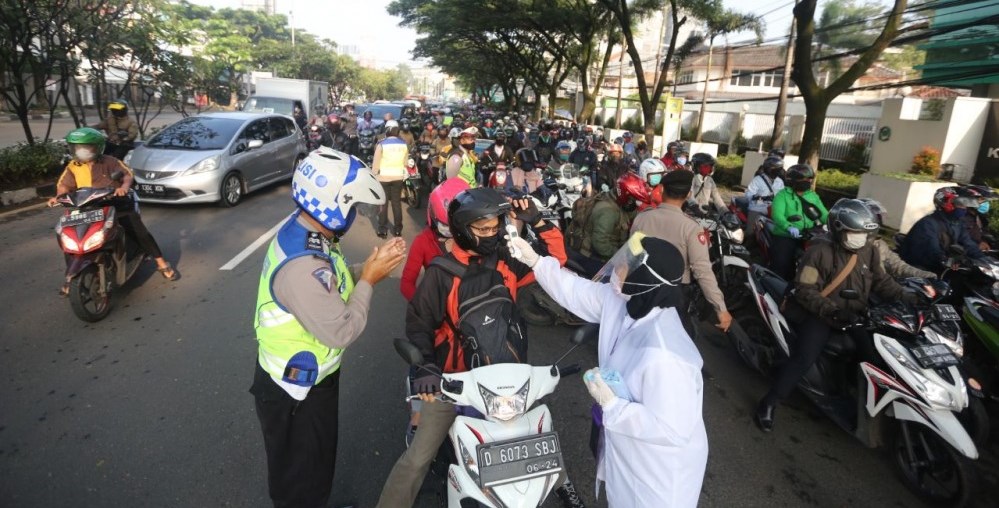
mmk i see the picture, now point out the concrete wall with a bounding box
[857,173,954,233]
[941,98,991,182]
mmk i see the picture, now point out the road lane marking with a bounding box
[219,217,288,270]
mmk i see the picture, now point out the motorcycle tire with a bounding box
[69,264,112,322]
[892,420,977,507]
[957,396,990,449]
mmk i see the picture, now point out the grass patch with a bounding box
[816,168,860,195]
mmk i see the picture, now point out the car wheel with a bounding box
[220,171,244,207]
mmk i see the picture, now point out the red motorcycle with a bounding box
[54,187,144,322]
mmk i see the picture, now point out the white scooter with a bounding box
[393,325,593,507]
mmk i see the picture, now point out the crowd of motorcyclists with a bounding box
[63,98,997,507]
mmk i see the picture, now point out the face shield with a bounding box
[593,232,681,298]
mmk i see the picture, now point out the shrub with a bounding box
[843,135,869,172]
[815,168,860,195]
[592,114,602,126]
[0,140,66,191]
[713,154,744,188]
[911,146,941,177]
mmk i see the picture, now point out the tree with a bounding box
[792,0,908,167]
[694,9,763,141]
[598,0,728,145]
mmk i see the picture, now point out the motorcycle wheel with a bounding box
[69,264,112,322]
[892,420,977,506]
[404,183,418,208]
[957,396,990,448]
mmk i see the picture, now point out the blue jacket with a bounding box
[900,211,984,272]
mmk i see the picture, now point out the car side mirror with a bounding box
[948,244,966,256]
[247,139,264,150]
[393,339,424,366]
[840,289,860,300]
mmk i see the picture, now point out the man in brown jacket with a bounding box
[91,100,138,159]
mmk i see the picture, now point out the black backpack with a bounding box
[430,255,527,369]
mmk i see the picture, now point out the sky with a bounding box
[192,0,894,69]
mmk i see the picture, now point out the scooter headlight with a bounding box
[60,233,80,253]
[478,381,529,421]
[82,230,105,253]
[883,341,961,411]
[729,228,745,244]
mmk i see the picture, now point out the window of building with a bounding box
[678,70,694,85]
[730,69,752,87]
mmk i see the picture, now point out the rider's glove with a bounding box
[583,368,618,409]
[507,236,540,268]
[512,198,542,226]
[413,363,442,395]
[787,226,801,239]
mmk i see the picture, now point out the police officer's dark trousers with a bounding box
[251,363,341,508]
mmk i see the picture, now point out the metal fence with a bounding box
[819,117,875,165]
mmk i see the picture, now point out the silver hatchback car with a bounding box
[126,112,307,206]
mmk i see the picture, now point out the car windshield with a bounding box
[356,103,404,121]
[244,97,296,116]
[145,117,243,150]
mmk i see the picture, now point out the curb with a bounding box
[0,200,48,220]
[1,182,56,208]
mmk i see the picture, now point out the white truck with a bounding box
[243,77,328,120]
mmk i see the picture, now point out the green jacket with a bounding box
[771,187,828,238]
[584,198,629,260]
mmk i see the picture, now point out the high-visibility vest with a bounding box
[377,137,408,179]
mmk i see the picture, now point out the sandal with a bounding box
[158,264,180,281]
[58,283,70,297]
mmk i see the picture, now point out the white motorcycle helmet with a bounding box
[638,158,667,186]
[292,147,385,233]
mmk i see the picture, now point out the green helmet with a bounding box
[65,127,106,155]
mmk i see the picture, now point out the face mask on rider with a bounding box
[792,180,812,192]
[475,233,501,256]
[648,173,663,186]
[843,232,868,251]
[979,201,990,214]
[461,141,475,151]
[495,138,505,146]
[74,147,96,162]
[676,156,687,165]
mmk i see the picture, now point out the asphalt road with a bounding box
[0,180,996,507]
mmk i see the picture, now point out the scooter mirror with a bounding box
[393,338,424,366]
[839,289,860,300]
[570,323,599,345]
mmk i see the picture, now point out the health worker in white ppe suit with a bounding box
[507,231,709,507]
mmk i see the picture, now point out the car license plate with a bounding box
[933,304,961,321]
[138,183,166,196]
[62,209,104,227]
[476,432,563,488]
[910,343,959,369]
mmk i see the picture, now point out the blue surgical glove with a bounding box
[787,226,801,239]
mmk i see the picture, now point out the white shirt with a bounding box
[745,174,785,214]
[533,256,709,508]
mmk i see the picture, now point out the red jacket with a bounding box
[400,227,445,300]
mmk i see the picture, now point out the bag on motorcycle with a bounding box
[565,192,628,256]
[430,256,527,370]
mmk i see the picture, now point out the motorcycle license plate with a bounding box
[933,304,961,321]
[476,432,563,488]
[62,209,104,226]
[910,343,959,369]
[539,210,559,221]
[138,184,166,196]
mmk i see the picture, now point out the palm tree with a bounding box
[694,10,763,142]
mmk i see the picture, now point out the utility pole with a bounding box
[652,5,668,89]
[770,3,797,151]
[290,0,296,47]
[615,35,625,129]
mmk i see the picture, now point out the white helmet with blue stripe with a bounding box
[292,147,385,233]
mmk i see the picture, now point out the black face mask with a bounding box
[475,234,501,256]
[792,181,811,192]
[495,139,505,146]
[623,239,685,320]
[461,142,475,151]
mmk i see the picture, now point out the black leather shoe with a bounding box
[393,227,403,237]
[754,399,776,432]
[376,228,388,239]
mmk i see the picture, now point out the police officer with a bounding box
[251,148,406,508]
[341,104,359,156]
[631,170,733,335]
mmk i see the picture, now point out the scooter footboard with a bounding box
[892,401,979,459]
[447,405,560,507]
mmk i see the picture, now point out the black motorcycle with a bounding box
[358,128,377,166]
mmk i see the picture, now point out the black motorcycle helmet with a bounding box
[829,198,879,247]
[448,188,512,251]
[690,153,716,177]
[785,164,815,192]
[768,148,786,158]
[515,148,540,170]
[760,156,784,177]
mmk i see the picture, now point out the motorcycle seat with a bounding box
[980,305,999,330]
[824,332,856,357]
[760,274,788,302]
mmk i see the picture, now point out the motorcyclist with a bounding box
[49,127,178,294]
[341,104,359,156]
[634,138,652,163]
[444,127,479,187]
[955,185,995,251]
[857,198,936,279]
[400,178,470,301]
[754,199,916,432]
[504,124,523,152]
[660,141,683,169]
[91,100,138,159]
[598,143,629,192]
[292,103,308,132]
[508,148,553,202]
[900,186,986,272]
[324,114,351,151]
[399,118,416,152]
[632,169,732,336]
[358,110,376,131]
[478,131,515,186]
[745,156,785,238]
[621,131,636,157]
[688,153,726,213]
[506,233,708,508]
[534,125,558,165]
[568,137,598,171]
[251,147,405,507]
[482,118,496,138]
[769,164,829,281]
[418,121,437,145]
[376,188,584,508]
[550,140,573,172]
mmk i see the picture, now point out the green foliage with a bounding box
[713,154,745,188]
[910,146,941,176]
[843,136,869,172]
[0,141,65,191]
[987,204,999,240]
[815,168,861,194]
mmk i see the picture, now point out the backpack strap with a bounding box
[429,256,467,278]
[820,253,858,298]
